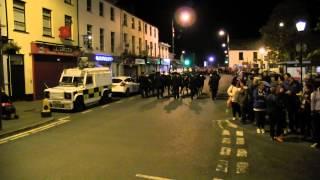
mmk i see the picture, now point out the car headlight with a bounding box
[44,91,50,98]
[64,92,72,99]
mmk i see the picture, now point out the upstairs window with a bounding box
[123,14,127,26]
[87,0,92,12]
[42,8,52,36]
[13,0,26,31]
[239,52,244,60]
[99,2,104,16]
[110,7,115,21]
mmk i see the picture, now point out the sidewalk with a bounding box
[0,100,55,138]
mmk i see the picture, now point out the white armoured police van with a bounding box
[44,67,112,111]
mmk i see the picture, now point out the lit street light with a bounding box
[172,7,196,60]
[218,30,225,36]
[279,22,285,28]
[209,56,214,62]
[296,20,306,84]
[222,43,226,48]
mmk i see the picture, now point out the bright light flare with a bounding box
[175,7,196,27]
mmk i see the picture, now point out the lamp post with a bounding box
[218,29,230,65]
[296,20,306,84]
[172,7,195,60]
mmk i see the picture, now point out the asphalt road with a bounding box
[0,74,319,180]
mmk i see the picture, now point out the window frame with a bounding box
[42,8,52,36]
[87,24,93,48]
[13,0,26,32]
[100,28,104,51]
[99,1,104,17]
[123,13,127,26]
[110,7,115,21]
[87,0,92,12]
[64,15,72,40]
[239,52,244,60]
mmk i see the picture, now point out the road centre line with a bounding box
[136,174,175,180]
[101,104,110,108]
[213,178,223,180]
[220,147,232,156]
[236,162,249,174]
[225,120,238,129]
[216,160,229,173]
[236,137,245,145]
[58,116,71,121]
[236,148,248,157]
[222,137,231,144]
[236,131,244,137]
[222,130,230,136]
[81,110,92,114]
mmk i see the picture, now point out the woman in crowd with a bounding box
[227,78,241,120]
[253,81,267,134]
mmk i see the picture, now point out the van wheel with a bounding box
[125,88,130,97]
[74,97,85,112]
[100,91,110,104]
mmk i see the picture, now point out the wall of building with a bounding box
[229,50,268,69]
[78,0,121,56]
[6,0,78,96]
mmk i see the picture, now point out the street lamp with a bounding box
[218,29,230,66]
[172,7,195,60]
[279,22,285,28]
[222,43,226,48]
[296,20,306,83]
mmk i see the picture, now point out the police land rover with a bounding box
[44,67,112,111]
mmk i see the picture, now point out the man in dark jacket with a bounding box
[138,72,148,98]
[171,73,181,99]
[155,72,164,99]
[209,71,221,100]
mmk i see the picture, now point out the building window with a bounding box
[150,26,152,36]
[87,24,92,48]
[111,32,115,53]
[13,0,26,31]
[150,42,153,56]
[144,24,147,34]
[99,2,104,16]
[239,52,244,60]
[154,29,157,38]
[154,43,156,56]
[123,14,127,26]
[132,36,135,54]
[110,7,115,21]
[100,28,104,51]
[42,8,52,36]
[253,52,258,60]
[138,38,142,54]
[145,40,148,51]
[131,17,135,29]
[138,21,141,31]
[87,0,92,12]
[64,0,72,4]
[65,15,72,39]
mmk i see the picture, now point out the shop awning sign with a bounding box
[95,55,113,62]
[135,58,145,65]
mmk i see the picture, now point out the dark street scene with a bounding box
[1,0,320,179]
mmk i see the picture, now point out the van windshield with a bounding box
[60,76,84,86]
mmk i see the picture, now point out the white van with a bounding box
[44,67,112,111]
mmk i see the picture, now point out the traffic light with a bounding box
[184,59,191,66]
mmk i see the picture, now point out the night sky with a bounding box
[114,0,319,65]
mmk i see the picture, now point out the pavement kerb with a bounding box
[0,117,56,139]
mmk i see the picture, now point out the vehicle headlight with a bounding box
[44,91,50,98]
[64,92,72,99]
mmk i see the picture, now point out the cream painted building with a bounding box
[4,0,79,99]
[228,39,269,70]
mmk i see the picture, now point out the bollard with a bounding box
[41,98,52,118]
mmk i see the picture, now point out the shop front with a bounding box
[31,42,80,99]
[159,58,171,73]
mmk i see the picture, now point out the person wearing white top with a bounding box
[227,78,241,120]
[310,87,320,148]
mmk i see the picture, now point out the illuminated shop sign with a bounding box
[95,55,113,62]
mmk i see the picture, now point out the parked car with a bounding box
[112,76,140,96]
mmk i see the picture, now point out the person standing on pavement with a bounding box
[267,84,286,142]
[310,86,320,149]
[209,71,221,100]
[283,73,301,134]
[227,78,241,120]
[300,83,313,140]
[138,72,148,98]
[236,80,249,123]
[253,81,267,134]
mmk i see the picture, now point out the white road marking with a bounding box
[58,116,71,121]
[81,110,92,114]
[115,100,122,104]
[101,104,110,108]
[136,174,175,180]
[222,138,231,144]
[216,160,229,173]
[213,178,223,180]
[236,130,244,137]
[217,121,224,129]
[236,148,248,157]
[220,147,232,156]
[236,162,249,174]
[236,137,245,145]
[222,130,230,136]
[0,118,71,144]
[225,120,238,129]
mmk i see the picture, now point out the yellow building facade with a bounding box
[4,0,79,99]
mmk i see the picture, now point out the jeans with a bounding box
[255,111,266,129]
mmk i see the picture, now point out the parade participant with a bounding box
[253,81,267,134]
[311,86,320,149]
[209,71,221,100]
[227,78,240,120]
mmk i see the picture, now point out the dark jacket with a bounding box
[253,88,267,110]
